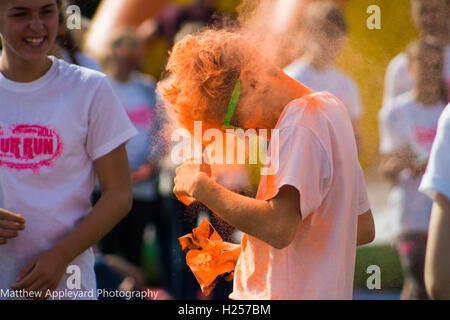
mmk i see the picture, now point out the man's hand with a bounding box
[173,161,211,205]
[11,247,69,299]
[0,209,25,245]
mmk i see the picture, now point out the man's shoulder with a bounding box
[279,92,348,130]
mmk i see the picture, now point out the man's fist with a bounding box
[173,160,211,206]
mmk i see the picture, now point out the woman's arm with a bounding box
[425,192,450,299]
[12,144,133,296]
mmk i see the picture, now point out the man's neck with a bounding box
[267,73,314,129]
[0,51,52,83]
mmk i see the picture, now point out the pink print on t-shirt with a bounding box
[125,105,154,128]
[0,124,63,173]
[414,126,437,145]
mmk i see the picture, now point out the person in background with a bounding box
[383,0,450,106]
[95,30,172,292]
[419,104,450,300]
[137,0,215,49]
[284,1,363,146]
[379,40,447,300]
[47,0,102,70]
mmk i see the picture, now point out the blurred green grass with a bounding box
[354,243,404,290]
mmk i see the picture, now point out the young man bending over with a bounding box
[160,30,375,300]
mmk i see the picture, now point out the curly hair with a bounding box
[159,29,252,135]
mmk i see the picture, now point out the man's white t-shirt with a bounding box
[379,91,446,234]
[382,45,450,107]
[420,103,450,201]
[284,59,363,121]
[231,92,370,300]
[0,57,138,299]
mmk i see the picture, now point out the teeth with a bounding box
[24,37,45,45]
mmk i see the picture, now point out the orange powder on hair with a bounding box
[158,30,251,136]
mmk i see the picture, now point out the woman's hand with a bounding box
[0,209,25,245]
[11,247,69,299]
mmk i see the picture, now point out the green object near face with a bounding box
[223,79,243,131]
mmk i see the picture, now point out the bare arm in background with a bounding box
[425,192,450,299]
[11,144,133,297]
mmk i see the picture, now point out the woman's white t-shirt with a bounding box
[0,57,138,299]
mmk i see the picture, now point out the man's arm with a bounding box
[176,168,301,250]
[12,144,133,295]
[357,209,375,246]
[425,192,450,299]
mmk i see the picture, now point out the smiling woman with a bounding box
[0,0,138,300]
[0,0,61,82]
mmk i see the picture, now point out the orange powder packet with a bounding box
[178,219,241,296]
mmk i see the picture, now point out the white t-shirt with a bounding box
[0,57,138,299]
[231,92,370,300]
[379,91,446,234]
[382,45,450,107]
[109,74,162,201]
[420,103,450,201]
[284,59,363,121]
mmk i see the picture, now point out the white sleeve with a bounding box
[264,126,332,220]
[420,106,450,201]
[86,77,138,160]
[378,105,407,154]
